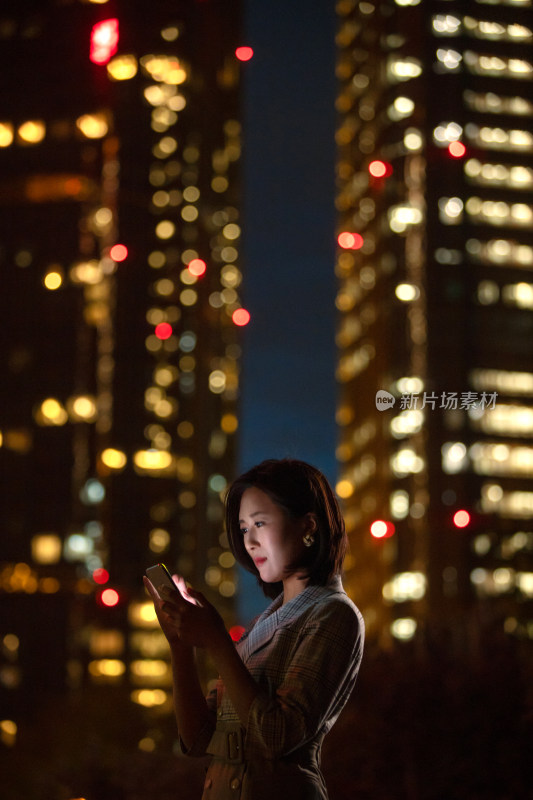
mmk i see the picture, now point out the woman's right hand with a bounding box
[143,575,189,649]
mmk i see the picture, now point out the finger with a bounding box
[185,587,205,607]
[143,576,159,600]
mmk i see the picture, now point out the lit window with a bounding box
[464,17,532,42]
[466,123,533,151]
[388,56,423,81]
[107,55,138,81]
[470,442,533,477]
[465,159,533,190]
[389,204,424,232]
[433,121,463,144]
[0,122,14,148]
[390,448,425,477]
[436,48,462,70]
[100,448,127,470]
[442,442,469,474]
[466,238,533,268]
[390,618,417,641]
[18,120,45,144]
[141,55,187,85]
[464,51,533,79]
[465,197,533,227]
[31,534,62,564]
[463,91,533,116]
[438,196,464,225]
[481,484,533,519]
[390,409,424,437]
[390,490,410,519]
[471,368,533,396]
[383,572,426,602]
[35,398,68,426]
[471,404,533,436]
[502,282,533,309]
[432,15,461,35]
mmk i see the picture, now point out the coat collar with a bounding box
[237,575,344,662]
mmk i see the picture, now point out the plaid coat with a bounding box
[184,576,364,799]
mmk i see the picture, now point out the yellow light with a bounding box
[180,288,197,306]
[141,55,187,85]
[76,113,109,139]
[130,659,169,678]
[209,370,226,394]
[395,283,420,302]
[149,528,170,553]
[101,448,127,470]
[212,176,228,193]
[0,123,14,148]
[179,490,196,509]
[18,120,45,144]
[219,551,235,568]
[70,260,103,285]
[37,398,68,426]
[69,395,97,421]
[40,577,60,593]
[88,659,126,678]
[153,278,175,297]
[336,479,354,499]
[31,534,62,564]
[129,601,159,628]
[131,689,168,707]
[221,413,238,434]
[107,54,138,81]
[176,457,194,481]
[155,220,175,240]
[43,270,63,290]
[177,421,194,439]
[133,449,173,472]
[0,720,17,747]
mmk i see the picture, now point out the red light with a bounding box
[155,322,173,340]
[448,141,466,158]
[453,509,470,528]
[188,258,207,277]
[338,231,364,250]
[369,160,393,178]
[109,244,128,262]
[232,308,251,327]
[229,625,246,642]
[235,46,254,62]
[100,588,120,607]
[90,19,119,65]
[92,568,109,585]
[370,520,395,539]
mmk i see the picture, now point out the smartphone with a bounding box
[146,563,179,599]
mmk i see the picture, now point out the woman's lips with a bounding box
[254,557,266,567]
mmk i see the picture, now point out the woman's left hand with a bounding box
[159,577,228,651]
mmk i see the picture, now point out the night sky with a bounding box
[236,0,338,615]
[239,0,337,479]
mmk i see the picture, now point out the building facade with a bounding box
[335,0,533,649]
[0,0,245,745]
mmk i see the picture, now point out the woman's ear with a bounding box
[302,512,318,535]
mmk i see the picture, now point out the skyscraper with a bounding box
[335,0,533,649]
[0,0,245,738]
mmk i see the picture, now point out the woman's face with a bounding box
[239,486,308,585]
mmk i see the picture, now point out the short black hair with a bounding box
[225,458,347,598]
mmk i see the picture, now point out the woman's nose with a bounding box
[244,527,259,548]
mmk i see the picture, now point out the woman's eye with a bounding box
[255,521,264,528]
[239,527,248,535]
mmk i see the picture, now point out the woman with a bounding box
[144,458,364,799]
